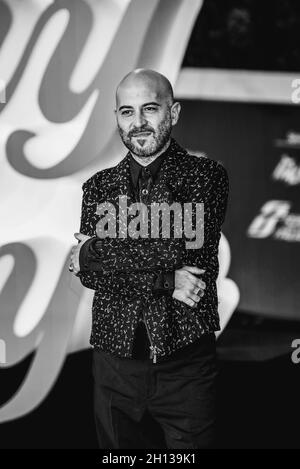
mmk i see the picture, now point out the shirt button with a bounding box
[142,188,148,195]
[164,281,169,288]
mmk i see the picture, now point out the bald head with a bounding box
[116,68,174,108]
[115,68,181,158]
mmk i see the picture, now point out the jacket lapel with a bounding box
[148,139,188,204]
[102,152,135,207]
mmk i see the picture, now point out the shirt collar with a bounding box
[129,142,171,188]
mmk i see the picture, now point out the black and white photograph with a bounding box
[0,0,299,452]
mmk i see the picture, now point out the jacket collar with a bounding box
[107,138,187,205]
[129,140,171,188]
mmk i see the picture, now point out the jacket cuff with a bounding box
[79,237,99,272]
[152,270,175,297]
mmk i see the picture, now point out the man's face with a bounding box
[115,82,175,157]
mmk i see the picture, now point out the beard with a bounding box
[118,110,172,157]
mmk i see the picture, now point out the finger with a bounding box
[184,298,196,307]
[185,271,203,285]
[188,276,206,289]
[188,292,201,303]
[192,285,206,293]
[182,266,206,274]
[74,233,85,240]
[194,289,205,298]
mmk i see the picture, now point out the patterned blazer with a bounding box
[77,138,229,362]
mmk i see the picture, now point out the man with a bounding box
[69,69,229,449]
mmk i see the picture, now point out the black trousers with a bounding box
[92,325,218,449]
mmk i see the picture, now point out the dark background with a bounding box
[174,100,300,321]
[183,0,300,71]
[1,316,300,450]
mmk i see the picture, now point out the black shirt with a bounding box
[129,149,166,189]
[128,147,175,294]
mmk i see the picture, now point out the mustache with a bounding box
[128,126,155,138]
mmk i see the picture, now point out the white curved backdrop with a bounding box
[0,0,238,423]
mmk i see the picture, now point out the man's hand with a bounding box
[69,232,91,274]
[172,266,206,308]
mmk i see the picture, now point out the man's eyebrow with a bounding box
[142,102,161,107]
[118,102,161,111]
[118,105,133,111]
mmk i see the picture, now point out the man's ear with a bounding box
[114,108,118,124]
[171,101,181,126]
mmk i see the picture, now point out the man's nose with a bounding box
[133,111,147,128]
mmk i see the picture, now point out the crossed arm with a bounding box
[73,177,183,294]
[72,162,228,305]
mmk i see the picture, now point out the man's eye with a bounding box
[144,107,157,112]
[121,110,133,116]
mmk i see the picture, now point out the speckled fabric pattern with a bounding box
[77,139,229,362]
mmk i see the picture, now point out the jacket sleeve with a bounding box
[77,176,184,290]
[152,270,175,297]
[179,162,229,309]
[75,177,105,290]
